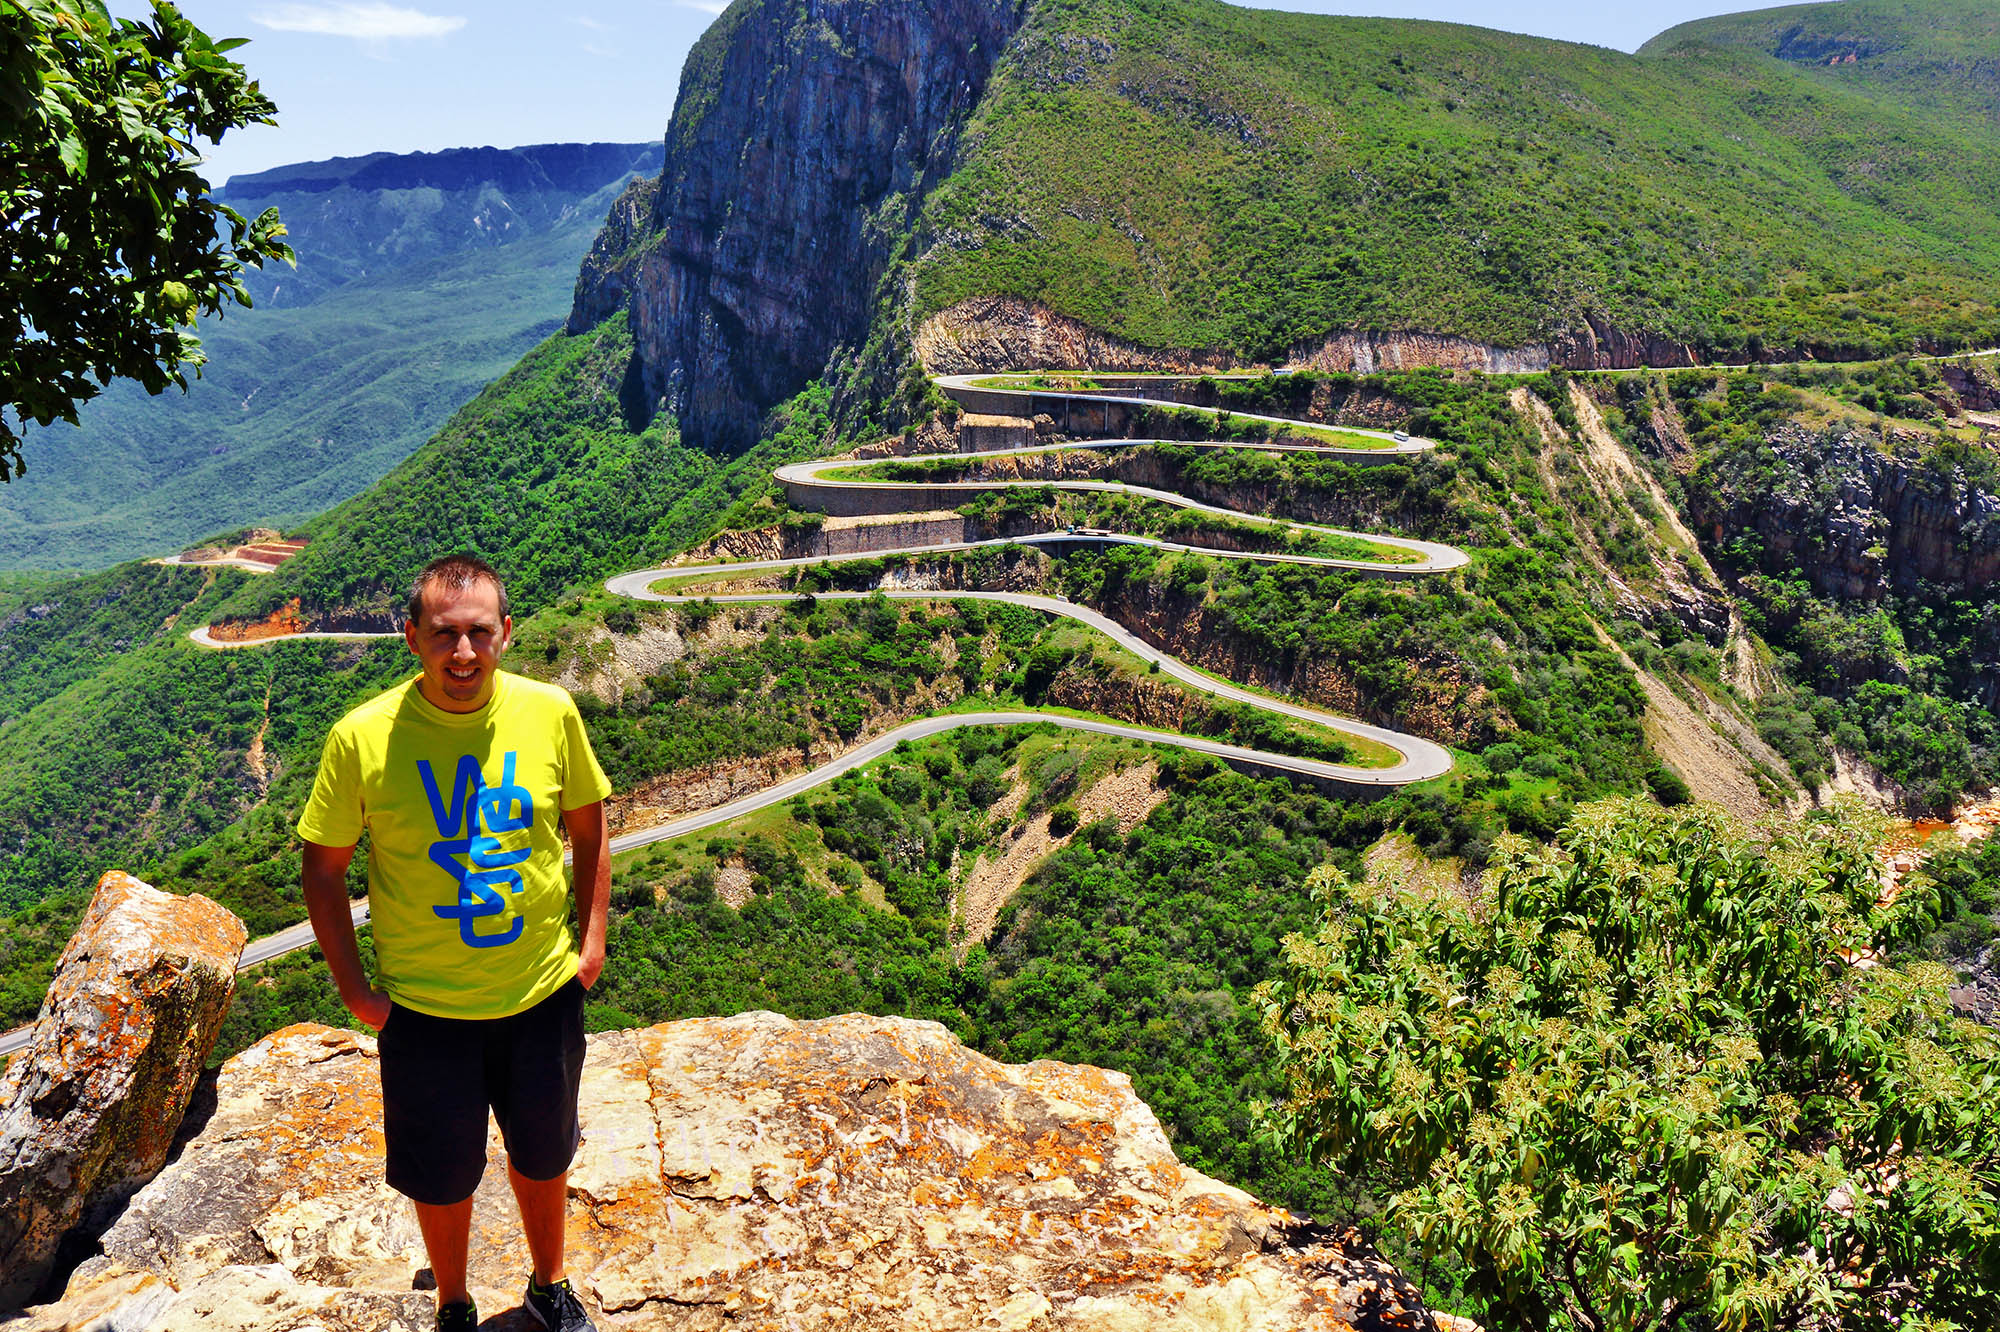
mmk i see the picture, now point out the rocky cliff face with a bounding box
[567,174,663,337]
[1691,425,2000,601]
[1688,424,2000,707]
[571,0,1028,451]
[23,1015,1442,1331]
[1942,360,2000,413]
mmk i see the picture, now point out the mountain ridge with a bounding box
[2,142,662,571]
[1645,0,2000,129]
[573,0,2000,452]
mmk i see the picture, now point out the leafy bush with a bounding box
[1258,797,2000,1332]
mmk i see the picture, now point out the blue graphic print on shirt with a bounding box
[418,751,535,948]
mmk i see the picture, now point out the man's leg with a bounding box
[380,1002,491,1311]
[492,978,588,1318]
[508,1160,568,1284]
[415,1195,477,1305]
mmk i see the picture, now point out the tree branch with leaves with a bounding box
[1,0,291,478]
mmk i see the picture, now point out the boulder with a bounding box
[0,872,247,1307]
[27,1012,1441,1331]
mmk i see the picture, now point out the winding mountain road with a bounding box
[52,372,1466,1033]
[181,370,1469,800]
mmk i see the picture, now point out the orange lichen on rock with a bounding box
[0,871,246,1307]
[24,1011,1439,1329]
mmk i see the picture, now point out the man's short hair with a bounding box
[406,554,509,626]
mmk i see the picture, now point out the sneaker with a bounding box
[436,1301,478,1332]
[523,1276,595,1332]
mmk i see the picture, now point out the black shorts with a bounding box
[377,976,586,1206]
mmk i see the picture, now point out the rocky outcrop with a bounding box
[1044,663,1194,731]
[1546,315,1701,372]
[915,297,1241,375]
[0,872,246,1308]
[25,1015,1440,1331]
[572,0,1029,451]
[1293,329,1548,377]
[1942,360,2000,414]
[567,174,663,335]
[1689,424,2000,707]
[671,514,981,569]
[204,602,402,643]
[1691,425,2000,601]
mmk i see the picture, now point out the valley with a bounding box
[0,142,663,571]
[7,0,2000,1325]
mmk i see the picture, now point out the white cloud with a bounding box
[251,3,467,39]
[673,0,729,13]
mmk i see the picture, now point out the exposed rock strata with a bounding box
[1293,329,1548,376]
[1044,663,1196,732]
[26,1015,1441,1331]
[1696,428,2000,599]
[1941,360,2000,413]
[915,297,1241,375]
[915,297,1717,377]
[571,0,1028,451]
[1545,314,1700,372]
[0,873,246,1307]
[1688,424,2000,702]
[669,513,978,569]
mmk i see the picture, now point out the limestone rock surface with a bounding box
[0,872,247,1307]
[27,1012,1439,1331]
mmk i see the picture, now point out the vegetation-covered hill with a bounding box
[1646,0,2000,131]
[10,0,2000,1319]
[906,0,2000,368]
[589,0,2000,456]
[0,142,660,572]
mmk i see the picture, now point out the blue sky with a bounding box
[154,0,1794,185]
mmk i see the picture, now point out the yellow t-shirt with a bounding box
[296,670,612,1019]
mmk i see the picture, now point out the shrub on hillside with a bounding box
[1256,796,2000,1332]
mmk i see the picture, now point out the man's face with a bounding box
[405,578,511,713]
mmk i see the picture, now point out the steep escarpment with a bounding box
[570,0,1028,450]
[1687,420,2000,735]
[1689,426,2000,604]
[5,142,664,570]
[1592,361,2000,812]
[578,0,2000,446]
[222,142,665,309]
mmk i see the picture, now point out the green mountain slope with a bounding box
[905,0,2000,367]
[0,143,661,572]
[1645,0,2000,131]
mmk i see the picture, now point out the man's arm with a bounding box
[302,840,390,1029]
[562,800,610,990]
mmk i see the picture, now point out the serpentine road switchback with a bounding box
[30,371,1471,1019]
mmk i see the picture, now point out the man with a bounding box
[299,554,612,1332]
